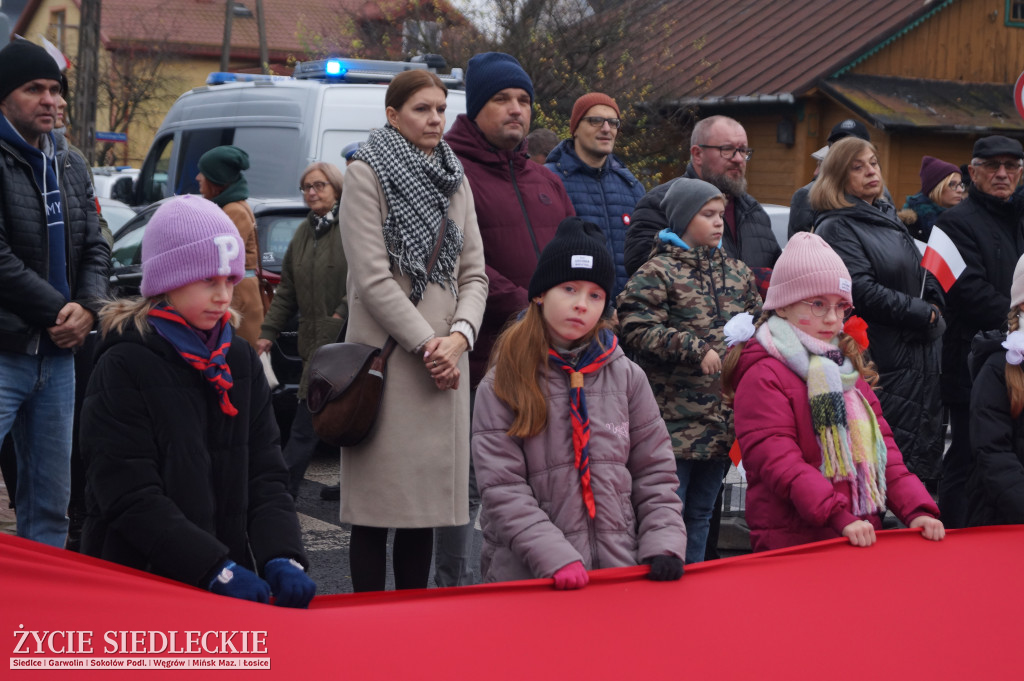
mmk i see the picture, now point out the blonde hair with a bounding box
[98,296,239,338]
[810,137,884,212]
[1006,308,1024,419]
[722,311,878,403]
[490,303,614,438]
[927,172,960,206]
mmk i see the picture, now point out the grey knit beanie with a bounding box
[661,178,724,238]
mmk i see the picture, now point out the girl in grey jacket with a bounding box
[472,218,686,589]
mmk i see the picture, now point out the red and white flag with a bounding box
[38,35,70,71]
[920,226,966,292]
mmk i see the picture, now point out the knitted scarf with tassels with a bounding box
[755,316,887,516]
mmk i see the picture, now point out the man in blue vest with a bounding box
[546,93,645,297]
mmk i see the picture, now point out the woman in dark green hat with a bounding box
[196,145,264,345]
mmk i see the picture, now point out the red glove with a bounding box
[552,561,589,590]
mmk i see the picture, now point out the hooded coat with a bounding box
[731,338,940,551]
[544,139,645,296]
[617,232,761,460]
[814,198,946,481]
[966,329,1024,526]
[80,321,308,588]
[445,114,575,385]
[472,344,686,582]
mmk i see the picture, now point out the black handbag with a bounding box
[307,212,448,447]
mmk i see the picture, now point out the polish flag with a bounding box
[39,35,70,71]
[920,226,966,292]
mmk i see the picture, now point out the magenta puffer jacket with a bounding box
[732,339,939,552]
[472,345,686,582]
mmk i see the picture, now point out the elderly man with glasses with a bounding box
[544,93,646,296]
[624,115,780,299]
[934,135,1024,529]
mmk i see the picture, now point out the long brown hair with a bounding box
[809,137,884,213]
[490,303,615,438]
[1005,308,1024,418]
[722,311,878,403]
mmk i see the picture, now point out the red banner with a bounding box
[3,527,1023,678]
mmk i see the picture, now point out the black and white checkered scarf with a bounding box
[355,125,465,302]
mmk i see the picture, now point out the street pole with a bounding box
[256,0,269,74]
[74,0,101,165]
[220,0,233,72]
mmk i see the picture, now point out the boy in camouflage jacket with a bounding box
[617,178,760,563]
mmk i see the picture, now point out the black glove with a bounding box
[646,554,684,581]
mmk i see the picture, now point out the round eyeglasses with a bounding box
[799,299,854,321]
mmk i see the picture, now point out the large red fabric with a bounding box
[3,527,1022,679]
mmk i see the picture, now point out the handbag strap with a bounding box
[375,211,449,364]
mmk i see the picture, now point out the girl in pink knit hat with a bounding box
[722,232,944,551]
[80,195,316,607]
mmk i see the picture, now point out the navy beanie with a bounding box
[0,39,63,104]
[465,52,534,121]
[528,218,615,305]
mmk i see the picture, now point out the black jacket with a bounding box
[936,185,1024,404]
[0,137,109,354]
[815,198,946,480]
[623,164,780,276]
[967,330,1024,526]
[81,324,307,588]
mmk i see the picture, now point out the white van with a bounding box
[131,57,466,206]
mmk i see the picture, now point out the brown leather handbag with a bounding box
[306,212,448,448]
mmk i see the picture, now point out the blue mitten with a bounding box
[208,560,271,603]
[264,557,316,608]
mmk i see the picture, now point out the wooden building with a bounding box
[629,0,1024,207]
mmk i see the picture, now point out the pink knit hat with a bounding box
[763,232,852,311]
[140,195,245,298]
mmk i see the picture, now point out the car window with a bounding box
[110,207,158,267]
[258,213,305,272]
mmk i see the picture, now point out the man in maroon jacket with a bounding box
[439,52,574,587]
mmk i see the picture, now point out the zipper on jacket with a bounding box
[509,160,541,258]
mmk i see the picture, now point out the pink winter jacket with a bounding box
[732,339,939,552]
[472,345,686,582]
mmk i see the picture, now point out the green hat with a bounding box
[197,145,250,186]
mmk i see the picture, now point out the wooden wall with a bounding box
[853,0,1024,83]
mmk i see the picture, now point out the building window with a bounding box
[51,10,66,52]
[1007,0,1024,26]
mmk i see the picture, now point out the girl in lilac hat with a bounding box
[80,195,315,607]
[722,232,944,551]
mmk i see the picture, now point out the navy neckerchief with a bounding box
[0,114,69,301]
[148,302,238,417]
[547,328,618,518]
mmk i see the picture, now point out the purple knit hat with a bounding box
[140,195,245,298]
[919,156,960,196]
[763,232,852,311]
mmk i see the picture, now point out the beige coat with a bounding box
[339,160,488,528]
[222,200,264,346]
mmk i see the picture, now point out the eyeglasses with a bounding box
[581,116,621,129]
[799,300,854,321]
[300,181,328,194]
[699,144,754,161]
[947,180,965,191]
[972,160,1023,173]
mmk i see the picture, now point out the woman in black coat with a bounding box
[812,137,946,486]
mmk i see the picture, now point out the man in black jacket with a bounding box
[0,40,109,547]
[936,135,1024,528]
[623,115,780,297]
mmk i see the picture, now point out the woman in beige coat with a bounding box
[196,145,264,346]
[339,70,487,591]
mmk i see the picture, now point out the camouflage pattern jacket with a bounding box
[616,229,760,460]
